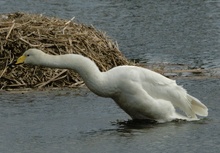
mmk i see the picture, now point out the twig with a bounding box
[69,81,84,87]
[19,37,40,47]
[6,22,15,40]
[0,58,8,78]
[65,16,75,25]
[62,16,75,34]
[0,67,7,78]
[36,69,67,88]
[7,84,26,87]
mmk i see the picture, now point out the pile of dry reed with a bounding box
[0,12,131,90]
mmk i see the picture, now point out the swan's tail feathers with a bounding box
[187,95,208,117]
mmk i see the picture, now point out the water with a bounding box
[1,0,220,68]
[1,1,220,153]
[1,80,220,153]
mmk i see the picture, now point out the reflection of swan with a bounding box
[16,49,208,123]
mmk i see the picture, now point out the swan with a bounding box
[16,48,208,123]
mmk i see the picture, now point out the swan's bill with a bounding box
[16,55,26,64]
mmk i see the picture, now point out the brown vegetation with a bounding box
[0,12,132,90]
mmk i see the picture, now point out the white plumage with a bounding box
[16,48,208,123]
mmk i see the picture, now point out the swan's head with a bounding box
[16,48,45,65]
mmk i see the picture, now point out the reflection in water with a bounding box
[77,118,213,153]
[82,118,209,137]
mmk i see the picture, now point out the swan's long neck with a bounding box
[39,53,113,97]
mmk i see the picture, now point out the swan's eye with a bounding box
[27,54,30,57]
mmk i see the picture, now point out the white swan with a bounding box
[16,48,208,123]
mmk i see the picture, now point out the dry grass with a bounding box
[0,12,133,90]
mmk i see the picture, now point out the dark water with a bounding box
[1,80,220,153]
[1,0,220,68]
[1,1,220,153]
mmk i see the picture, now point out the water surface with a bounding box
[1,79,220,153]
[1,0,220,68]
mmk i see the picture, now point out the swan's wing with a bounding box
[137,68,194,116]
[108,66,204,118]
[113,80,176,122]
